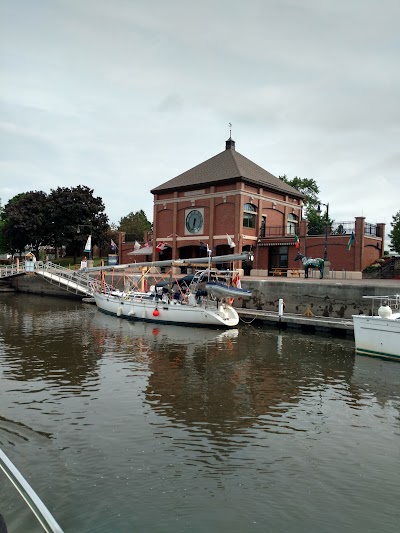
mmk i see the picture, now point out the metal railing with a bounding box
[260,221,378,238]
[0,262,26,279]
[0,448,64,532]
[364,223,377,236]
[261,226,296,237]
[34,261,93,296]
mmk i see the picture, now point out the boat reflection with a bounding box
[144,329,357,436]
[91,309,239,360]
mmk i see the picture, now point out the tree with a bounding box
[306,208,329,235]
[0,199,8,254]
[279,175,333,234]
[3,191,51,257]
[388,210,400,253]
[2,186,109,262]
[279,175,320,213]
[118,210,152,241]
[0,220,6,254]
[48,186,109,261]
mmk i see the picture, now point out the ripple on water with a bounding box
[1,298,400,532]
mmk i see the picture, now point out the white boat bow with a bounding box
[352,294,400,361]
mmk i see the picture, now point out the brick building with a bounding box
[119,138,385,275]
[149,137,304,270]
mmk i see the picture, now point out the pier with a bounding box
[237,308,354,335]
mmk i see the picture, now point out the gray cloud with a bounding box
[1,0,399,240]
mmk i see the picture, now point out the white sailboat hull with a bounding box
[93,292,239,328]
[353,314,400,361]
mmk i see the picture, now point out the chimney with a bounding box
[225,137,235,150]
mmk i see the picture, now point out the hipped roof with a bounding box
[151,140,304,199]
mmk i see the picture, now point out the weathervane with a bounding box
[228,122,232,138]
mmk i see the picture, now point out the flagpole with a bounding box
[77,223,93,261]
[317,202,329,261]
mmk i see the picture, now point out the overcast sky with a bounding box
[1,0,399,241]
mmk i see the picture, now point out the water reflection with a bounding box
[144,327,357,436]
[1,294,400,532]
[0,294,101,389]
[80,306,400,437]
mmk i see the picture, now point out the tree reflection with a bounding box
[0,295,102,390]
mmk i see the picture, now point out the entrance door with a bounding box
[268,246,288,274]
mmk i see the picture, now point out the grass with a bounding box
[51,257,106,269]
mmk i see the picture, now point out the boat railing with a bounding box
[0,448,64,532]
[90,278,116,295]
[362,294,400,315]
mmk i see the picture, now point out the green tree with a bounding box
[48,186,109,261]
[279,175,333,234]
[0,199,8,254]
[118,210,152,241]
[279,175,320,213]
[306,208,329,235]
[2,187,109,261]
[0,219,6,254]
[388,210,400,253]
[3,191,51,257]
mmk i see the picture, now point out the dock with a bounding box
[237,308,354,335]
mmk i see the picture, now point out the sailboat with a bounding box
[89,253,253,328]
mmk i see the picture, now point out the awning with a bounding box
[127,246,153,255]
[258,242,295,247]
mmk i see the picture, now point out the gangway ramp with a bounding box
[34,262,93,296]
[0,262,26,279]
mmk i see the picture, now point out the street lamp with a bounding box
[317,202,329,261]
[77,224,93,260]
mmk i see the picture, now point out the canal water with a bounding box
[0,293,399,533]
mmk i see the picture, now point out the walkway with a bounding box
[238,308,354,335]
[0,261,93,297]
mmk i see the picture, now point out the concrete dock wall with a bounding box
[239,278,400,319]
[9,273,83,299]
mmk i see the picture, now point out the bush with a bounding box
[363,263,380,273]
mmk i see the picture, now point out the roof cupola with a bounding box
[225,137,235,150]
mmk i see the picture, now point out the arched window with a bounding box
[287,213,298,235]
[243,203,257,229]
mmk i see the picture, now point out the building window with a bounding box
[260,216,266,238]
[287,213,298,235]
[243,203,257,229]
[269,246,288,270]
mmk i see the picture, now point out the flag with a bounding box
[110,239,117,252]
[134,240,141,251]
[84,235,92,253]
[347,231,355,251]
[232,274,241,288]
[294,234,300,248]
[156,242,168,252]
[226,234,235,248]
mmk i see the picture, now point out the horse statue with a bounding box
[294,252,324,279]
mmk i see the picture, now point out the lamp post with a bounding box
[77,223,93,261]
[317,202,329,261]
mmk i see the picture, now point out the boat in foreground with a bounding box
[0,448,63,532]
[352,295,400,361]
[90,262,252,329]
